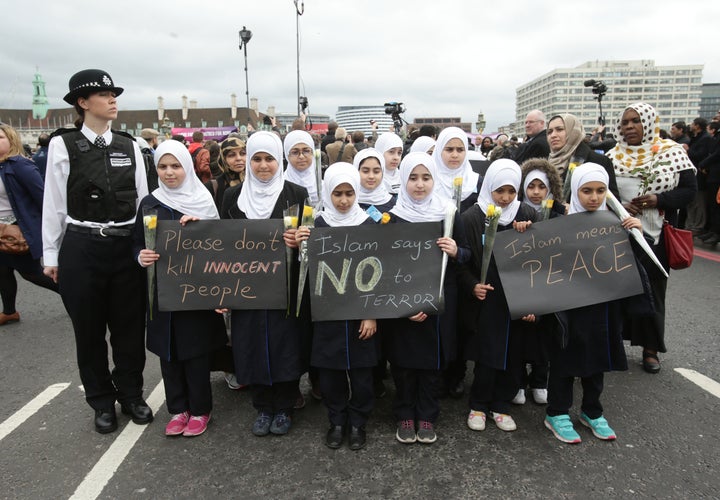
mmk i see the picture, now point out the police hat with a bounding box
[63,69,124,105]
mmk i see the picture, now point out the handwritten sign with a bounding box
[156,219,286,311]
[307,222,445,321]
[493,211,644,319]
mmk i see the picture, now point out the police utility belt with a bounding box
[67,224,133,238]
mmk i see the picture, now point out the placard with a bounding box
[493,211,644,319]
[307,222,445,321]
[156,219,286,311]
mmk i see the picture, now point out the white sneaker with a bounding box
[467,410,486,431]
[531,388,548,405]
[491,412,517,432]
[224,372,244,390]
[511,389,526,405]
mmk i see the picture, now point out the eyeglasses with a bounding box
[289,148,313,157]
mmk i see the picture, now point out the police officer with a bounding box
[42,69,152,433]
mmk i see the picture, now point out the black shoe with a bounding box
[94,408,118,434]
[325,425,344,449]
[697,231,715,241]
[374,380,387,399]
[642,350,661,374]
[703,234,720,246]
[348,426,366,450]
[449,380,465,399]
[121,400,154,425]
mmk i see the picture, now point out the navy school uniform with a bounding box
[311,215,378,428]
[457,203,537,415]
[133,195,227,415]
[221,181,310,413]
[383,212,470,423]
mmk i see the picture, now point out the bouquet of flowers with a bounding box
[540,196,554,221]
[283,203,299,315]
[296,200,315,316]
[143,207,158,319]
[480,204,502,285]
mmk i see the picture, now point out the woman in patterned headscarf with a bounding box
[608,102,697,373]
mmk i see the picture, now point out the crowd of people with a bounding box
[1,68,717,451]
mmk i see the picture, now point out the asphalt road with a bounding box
[1,246,719,499]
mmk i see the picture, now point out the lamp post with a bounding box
[294,1,304,116]
[238,26,253,109]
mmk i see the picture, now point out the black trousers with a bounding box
[318,367,374,428]
[546,372,604,419]
[0,263,58,314]
[58,231,146,410]
[468,362,516,414]
[160,355,212,415]
[391,365,441,423]
[251,380,298,414]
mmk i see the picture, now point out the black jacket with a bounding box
[514,130,550,164]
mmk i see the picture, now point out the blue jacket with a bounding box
[0,155,45,259]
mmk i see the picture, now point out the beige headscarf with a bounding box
[547,114,584,176]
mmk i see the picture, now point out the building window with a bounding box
[218,121,223,127]
[136,123,142,130]
[120,123,126,130]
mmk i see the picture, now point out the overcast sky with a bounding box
[3,0,719,132]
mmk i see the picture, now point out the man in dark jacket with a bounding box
[514,110,550,163]
[31,133,50,178]
[686,118,715,232]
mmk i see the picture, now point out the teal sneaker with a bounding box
[580,413,616,440]
[544,414,581,444]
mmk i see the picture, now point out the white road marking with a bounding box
[69,381,165,500]
[0,383,70,442]
[675,368,720,398]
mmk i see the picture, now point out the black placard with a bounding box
[493,211,644,319]
[307,222,445,321]
[156,219,286,311]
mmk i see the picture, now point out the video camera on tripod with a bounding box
[384,101,407,134]
[583,80,607,126]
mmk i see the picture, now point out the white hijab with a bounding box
[410,136,436,154]
[152,140,219,219]
[353,148,393,206]
[432,126,480,202]
[568,163,609,215]
[283,130,318,205]
[476,158,522,226]
[374,132,403,194]
[237,131,285,220]
[316,162,369,227]
[390,152,449,223]
[522,169,550,213]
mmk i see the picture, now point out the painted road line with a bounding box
[693,248,720,263]
[0,383,70,442]
[675,368,720,399]
[69,381,165,500]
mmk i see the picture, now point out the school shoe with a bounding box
[270,412,292,435]
[416,421,437,444]
[120,400,154,425]
[511,389,526,405]
[294,391,306,410]
[165,411,189,436]
[544,414,581,444]
[348,426,366,450]
[491,412,517,432]
[642,350,661,374]
[579,413,617,441]
[703,234,720,246]
[183,414,210,437]
[252,412,273,436]
[325,425,344,449]
[94,408,118,434]
[531,388,548,405]
[467,410,486,431]
[0,311,20,325]
[395,420,417,444]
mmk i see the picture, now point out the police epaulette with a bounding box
[112,129,136,141]
[49,127,81,140]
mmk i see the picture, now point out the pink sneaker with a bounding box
[165,412,189,436]
[183,414,211,437]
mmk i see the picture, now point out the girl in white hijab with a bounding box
[409,136,436,155]
[237,131,286,220]
[386,152,469,445]
[544,162,640,445]
[283,130,319,205]
[353,148,395,215]
[432,126,481,211]
[294,162,377,450]
[374,132,403,194]
[135,139,226,437]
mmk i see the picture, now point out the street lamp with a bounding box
[294,1,304,116]
[239,26,253,109]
